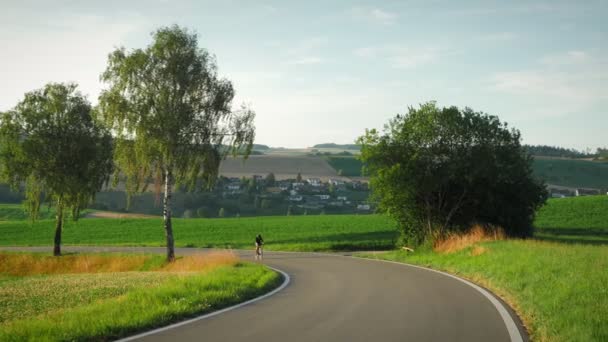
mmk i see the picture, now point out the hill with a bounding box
[312,143,360,150]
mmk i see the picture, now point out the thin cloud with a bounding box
[354,45,443,69]
[286,57,323,65]
[350,7,397,25]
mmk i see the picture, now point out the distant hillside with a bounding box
[524,145,596,159]
[312,143,360,150]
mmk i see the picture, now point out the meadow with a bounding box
[0,252,281,341]
[0,214,398,251]
[359,195,608,342]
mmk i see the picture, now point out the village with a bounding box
[218,173,372,215]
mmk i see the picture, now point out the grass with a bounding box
[362,241,608,342]
[0,214,398,251]
[534,195,608,245]
[0,203,58,221]
[0,252,281,341]
[358,196,608,341]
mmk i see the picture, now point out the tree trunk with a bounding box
[53,199,63,256]
[163,168,175,262]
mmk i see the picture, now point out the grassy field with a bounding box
[534,195,608,244]
[0,252,281,341]
[0,203,60,221]
[0,214,398,251]
[359,195,608,342]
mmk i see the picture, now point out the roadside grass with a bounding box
[358,196,608,342]
[0,252,281,341]
[361,240,608,342]
[0,214,398,251]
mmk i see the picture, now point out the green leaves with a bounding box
[359,102,547,245]
[0,83,113,222]
[99,25,256,195]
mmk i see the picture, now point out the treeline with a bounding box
[312,143,361,150]
[523,145,603,159]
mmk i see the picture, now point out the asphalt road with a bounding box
[2,246,527,342]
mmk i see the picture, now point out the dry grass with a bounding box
[162,251,239,272]
[433,225,505,254]
[0,253,152,276]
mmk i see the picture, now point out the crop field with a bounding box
[0,252,280,341]
[0,214,398,251]
[218,155,345,180]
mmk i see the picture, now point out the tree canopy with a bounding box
[0,83,113,255]
[98,25,255,261]
[358,102,547,246]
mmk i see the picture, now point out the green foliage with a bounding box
[325,156,364,176]
[0,83,113,254]
[98,25,255,260]
[358,102,547,245]
[265,172,275,186]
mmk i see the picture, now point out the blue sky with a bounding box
[1,0,606,150]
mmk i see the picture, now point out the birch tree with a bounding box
[98,25,255,261]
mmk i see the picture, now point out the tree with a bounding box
[99,25,255,261]
[358,102,547,246]
[265,172,275,187]
[218,207,225,217]
[0,83,113,256]
[296,172,302,182]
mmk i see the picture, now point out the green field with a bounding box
[359,195,608,342]
[0,252,280,341]
[0,214,398,251]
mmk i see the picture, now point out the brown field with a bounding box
[219,155,351,181]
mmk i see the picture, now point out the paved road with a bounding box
[2,246,526,342]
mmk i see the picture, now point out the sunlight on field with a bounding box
[162,251,239,272]
[433,225,505,254]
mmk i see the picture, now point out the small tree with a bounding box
[0,83,113,256]
[296,172,302,183]
[358,102,547,246]
[99,26,255,261]
[265,172,276,187]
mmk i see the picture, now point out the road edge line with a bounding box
[115,266,290,342]
[352,256,525,342]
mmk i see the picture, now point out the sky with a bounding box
[0,0,606,150]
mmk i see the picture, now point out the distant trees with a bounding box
[265,172,276,187]
[524,145,595,159]
[358,102,547,246]
[99,25,255,261]
[0,83,113,256]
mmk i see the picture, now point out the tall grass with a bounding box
[0,251,280,341]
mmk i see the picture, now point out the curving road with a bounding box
[2,246,527,342]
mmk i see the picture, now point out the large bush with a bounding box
[358,102,547,246]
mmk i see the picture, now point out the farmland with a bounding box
[219,155,344,181]
[0,252,280,340]
[0,214,398,251]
